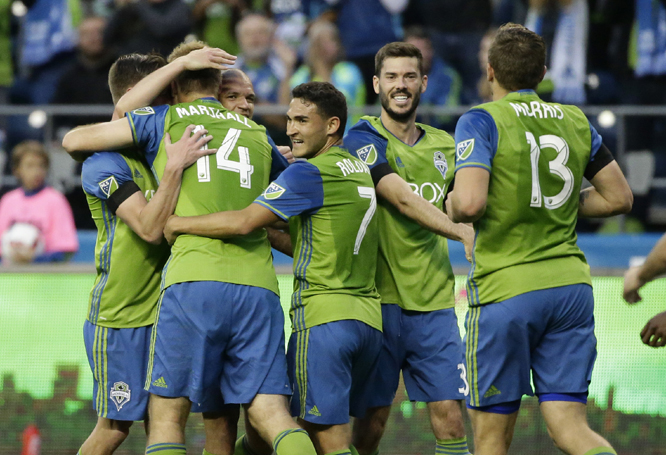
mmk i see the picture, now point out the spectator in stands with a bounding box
[0,141,78,264]
[52,17,116,131]
[404,26,461,131]
[319,0,407,104]
[282,20,365,129]
[191,0,250,55]
[10,0,80,105]
[103,0,192,57]
[403,0,492,104]
[233,12,289,141]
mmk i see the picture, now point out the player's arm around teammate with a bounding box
[624,232,666,347]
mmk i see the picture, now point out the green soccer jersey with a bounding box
[454,90,600,305]
[81,151,170,328]
[255,147,382,332]
[345,116,456,312]
[127,98,288,295]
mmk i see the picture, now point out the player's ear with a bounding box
[170,81,178,101]
[373,75,380,95]
[421,74,428,93]
[486,63,494,83]
[540,65,547,83]
[327,116,341,137]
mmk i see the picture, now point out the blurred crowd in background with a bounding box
[0,0,664,242]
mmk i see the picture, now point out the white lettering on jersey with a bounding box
[509,102,564,120]
[408,182,446,203]
[336,158,370,177]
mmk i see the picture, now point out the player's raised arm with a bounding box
[113,47,236,120]
[62,118,134,153]
[164,203,280,245]
[114,125,215,244]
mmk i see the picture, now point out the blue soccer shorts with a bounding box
[464,283,596,410]
[145,281,290,410]
[83,320,152,421]
[364,305,466,407]
[287,319,382,425]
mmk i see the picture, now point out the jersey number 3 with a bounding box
[194,126,254,188]
[526,132,573,209]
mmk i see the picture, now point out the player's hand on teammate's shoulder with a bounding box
[277,145,295,164]
[165,124,216,170]
[164,215,180,246]
[623,266,646,304]
[181,46,237,71]
[641,311,666,347]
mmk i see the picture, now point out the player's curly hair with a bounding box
[488,23,546,91]
[108,53,167,105]
[168,40,222,97]
[292,82,348,139]
[374,42,424,76]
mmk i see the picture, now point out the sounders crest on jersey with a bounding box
[356,144,377,165]
[263,182,286,200]
[433,151,448,179]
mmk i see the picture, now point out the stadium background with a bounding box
[2,0,666,453]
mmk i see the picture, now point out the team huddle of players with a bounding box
[62,23,633,455]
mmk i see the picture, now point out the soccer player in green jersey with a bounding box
[78,52,217,455]
[164,81,383,455]
[446,23,633,455]
[343,42,474,455]
[63,41,316,455]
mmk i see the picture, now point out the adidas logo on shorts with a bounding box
[484,385,501,398]
[152,377,168,388]
[308,405,321,417]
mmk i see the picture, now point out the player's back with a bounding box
[276,147,381,332]
[458,90,593,305]
[82,151,170,328]
[128,98,280,294]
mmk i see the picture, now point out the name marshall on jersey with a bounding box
[171,104,252,128]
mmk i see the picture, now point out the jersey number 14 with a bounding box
[194,126,254,188]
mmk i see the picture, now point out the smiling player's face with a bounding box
[374,56,427,123]
[219,78,256,119]
[286,98,330,159]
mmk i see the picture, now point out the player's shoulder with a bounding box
[347,116,385,138]
[82,152,128,175]
[416,122,454,141]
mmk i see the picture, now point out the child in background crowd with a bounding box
[0,141,78,263]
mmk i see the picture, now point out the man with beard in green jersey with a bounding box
[343,42,473,455]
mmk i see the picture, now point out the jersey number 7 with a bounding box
[194,126,254,189]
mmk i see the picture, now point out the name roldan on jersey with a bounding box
[175,104,251,127]
[336,158,370,176]
[509,101,564,119]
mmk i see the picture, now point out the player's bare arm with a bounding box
[164,203,280,245]
[113,47,236,120]
[624,232,666,303]
[115,125,215,244]
[641,311,666,347]
[62,118,135,153]
[266,227,293,257]
[578,160,633,218]
[377,173,474,258]
[445,167,490,223]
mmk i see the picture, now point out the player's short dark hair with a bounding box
[375,42,424,76]
[292,82,347,139]
[488,23,546,91]
[168,41,222,96]
[108,53,167,104]
[11,140,49,172]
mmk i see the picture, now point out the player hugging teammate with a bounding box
[62,23,632,455]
